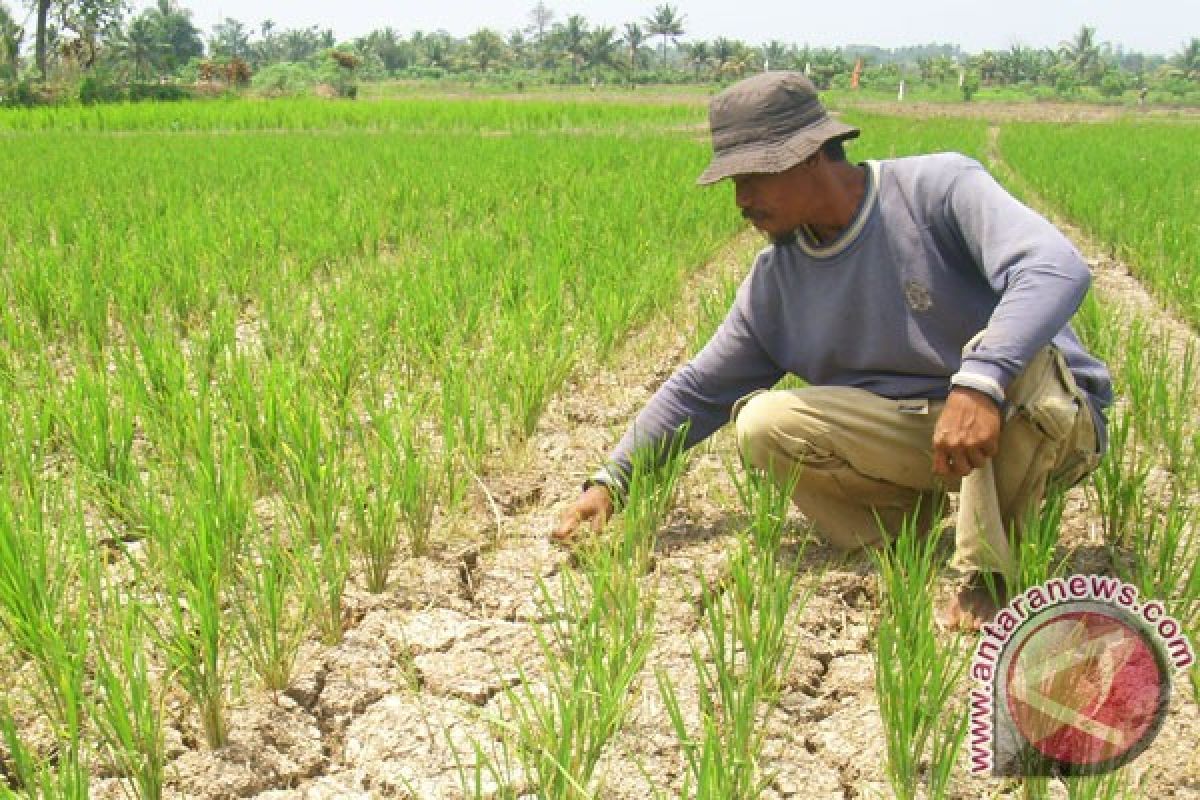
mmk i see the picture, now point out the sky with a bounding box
[128,0,1199,56]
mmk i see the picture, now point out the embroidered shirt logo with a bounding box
[904,279,933,312]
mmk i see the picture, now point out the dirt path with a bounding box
[135,164,1200,798]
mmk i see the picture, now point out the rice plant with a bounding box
[233,525,313,693]
[92,585,166,800]
[658,461,808,799]
[497,439,688,798]
[276,390,350,645]
[873,505,970,800]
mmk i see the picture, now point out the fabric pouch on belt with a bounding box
[1009,346,1078,441]
[1009,345,1099,489]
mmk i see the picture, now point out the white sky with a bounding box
[134,0,1197,56]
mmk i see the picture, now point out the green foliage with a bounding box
[1001,121,1200,327]
[961,69,981,101]
[873,511,970,800]
[0,100,739,780]
[251,61,316,96]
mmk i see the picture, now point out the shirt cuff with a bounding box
[583,465,627,498]
[950,371,1006,409]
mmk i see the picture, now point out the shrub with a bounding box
[79,74,125,104]
[129,83,190,102]
[252,62,316,97]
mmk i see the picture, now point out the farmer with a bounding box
[553,71,1112,631]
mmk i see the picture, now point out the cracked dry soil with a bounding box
[92,221,1200,799]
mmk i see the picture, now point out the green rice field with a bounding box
[0,95,1197,799]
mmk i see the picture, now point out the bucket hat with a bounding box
[697,71,860,185]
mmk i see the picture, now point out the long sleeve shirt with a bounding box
[595,153,1113,488]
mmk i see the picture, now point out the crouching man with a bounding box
[553,71,1111,631]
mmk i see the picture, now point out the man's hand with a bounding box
[932,387,1003,479]
[552,484,615,543]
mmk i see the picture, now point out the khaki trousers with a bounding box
[732,346,1099,579]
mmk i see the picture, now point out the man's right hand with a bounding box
[551,484,614,543]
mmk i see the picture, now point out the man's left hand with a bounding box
[932,387,1002,478]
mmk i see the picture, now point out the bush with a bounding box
[960,71,980,102]
[79,74,125,104]
[252,62,316,96]
[1099,70,1132,98]
[1,79,44,106]
[316,50,359,98]
[129,83,189,102]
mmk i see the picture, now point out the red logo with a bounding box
[1002,605,1169,773]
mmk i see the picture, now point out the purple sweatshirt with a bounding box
[595,153,1112,488]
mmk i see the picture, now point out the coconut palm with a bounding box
[682,40,711,80]
[143,0,203,75]
[622,21,646,76]
[118,13,158,79]
[1059,25,1104,84]
[1173,37,1200,80]
[551,14,589,76]
[507,29,531,69]
[763,40,790,71]
[585,26,618,73]
[644,3,685,69]
[210,17,249,60]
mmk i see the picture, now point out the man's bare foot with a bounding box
[936,573,1008,632]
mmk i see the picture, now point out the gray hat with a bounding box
[696,71,859,185]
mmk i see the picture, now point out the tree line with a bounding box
[1,0,1197,104]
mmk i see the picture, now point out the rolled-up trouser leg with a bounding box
[952,345,1100,579]
[733,386,944,550]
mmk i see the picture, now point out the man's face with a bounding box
[731,159,818,240]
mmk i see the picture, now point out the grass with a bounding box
[494,443,688,798]
[1001,120,1200,329]
[657,460,809,799]
[0,94,1196,795]
[873,504,970,800]
[92,583,166,800]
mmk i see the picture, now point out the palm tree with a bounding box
[970,50,1002,85]
[997,45,1032,84]
[1059,25,1104,84]
[584,26,618,73]
[120,13,159,79]
[210,17,249,60]
[622,22,645,77]
[148,0,203,74]
[711,36,737,70]
[552,14,589,76]
[1173,37,1200,80]
[644,3,685,69]
[360,27,410,72]
[281,27,322,62]
[683,40,710,80]
[507,29,530,69]
[32,0,50,79]
[421,32,454,68]
[763,40,789,71]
